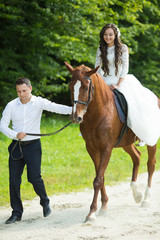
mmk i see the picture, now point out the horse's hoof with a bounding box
[84,213,96,223]
[141,200,150,208]
[134,191,143,203]
[98,209,107,217]
[131,182,143,203]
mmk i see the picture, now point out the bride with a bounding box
[95,23,160,146]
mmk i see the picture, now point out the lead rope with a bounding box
[10,121,72,160]
[11,141,23,160]
[26,121,72,136]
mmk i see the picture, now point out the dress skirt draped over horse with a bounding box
[95,45,160,146]
[117,74,160,146]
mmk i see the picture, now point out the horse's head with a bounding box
[65,62,99,123]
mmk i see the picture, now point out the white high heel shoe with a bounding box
[136,140,146,147]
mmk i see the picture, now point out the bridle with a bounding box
[72,76,93,108]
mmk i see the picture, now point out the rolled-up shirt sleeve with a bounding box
[0,103,18,139]
[119,45,129,78]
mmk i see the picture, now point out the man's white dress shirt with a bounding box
[0,95,72,141]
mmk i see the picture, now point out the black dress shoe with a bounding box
[5,215,21,224]
[43,204,51,217]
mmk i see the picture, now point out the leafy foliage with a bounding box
[0,0,160,110]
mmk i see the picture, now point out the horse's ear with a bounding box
[64,61,74,74]
[85,66,100,77]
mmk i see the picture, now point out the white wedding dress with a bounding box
[95,45,160,146]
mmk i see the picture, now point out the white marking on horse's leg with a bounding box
[85,212,96,223]
[98,208,107,217]
[141,186,151,208]
[130,181,143,203]
[73,80,81,114]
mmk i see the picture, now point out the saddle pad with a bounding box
[113,89,128,124]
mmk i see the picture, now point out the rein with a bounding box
[26,121,72,137]
[72,76,93,107]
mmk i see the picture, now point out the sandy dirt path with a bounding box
[0,171,160,240]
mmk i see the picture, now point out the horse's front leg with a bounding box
[85,176,104,222]
[84,149,101,222]
[100,181,108,210]
[85,148,111,222]
[141,145,156,207]
[98,180,108,216]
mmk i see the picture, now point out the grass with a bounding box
[0,114,160,206]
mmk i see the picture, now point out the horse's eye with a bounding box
[84,86,88,91]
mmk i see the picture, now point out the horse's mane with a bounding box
[94,73,113,103]
[82,65,113,103]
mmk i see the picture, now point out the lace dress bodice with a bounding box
[95,45,129,86]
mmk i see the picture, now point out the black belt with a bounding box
[13,139,40,146]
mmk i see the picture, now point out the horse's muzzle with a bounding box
[76,117,83,123]
[72,113,83,123]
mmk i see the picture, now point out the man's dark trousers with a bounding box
[8,139,49,217]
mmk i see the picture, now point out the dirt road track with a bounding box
[0,171,160,240]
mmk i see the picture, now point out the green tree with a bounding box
[0,0,159,110]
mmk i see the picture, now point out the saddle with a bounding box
[113,89,128,147]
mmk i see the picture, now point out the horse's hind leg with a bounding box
[123,144,143,203]
[141,145,156,207]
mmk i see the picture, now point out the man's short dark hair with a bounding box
[15,77,31,87]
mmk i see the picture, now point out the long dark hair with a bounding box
[99,23,122,76]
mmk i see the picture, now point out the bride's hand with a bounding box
[110,84,118,90]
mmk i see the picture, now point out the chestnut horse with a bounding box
[65,62,158,222]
